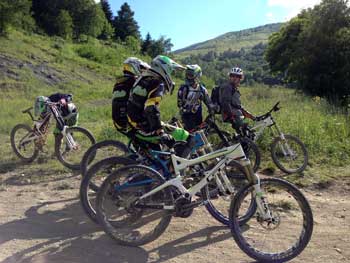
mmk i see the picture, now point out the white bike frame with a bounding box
[251,115,295,158]
[136,142,272,220]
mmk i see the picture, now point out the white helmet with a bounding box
[123,57,150,76]
[64,102,79,126]
[185,64,202,83]
[151,55,185,94]
[229,67,244,78]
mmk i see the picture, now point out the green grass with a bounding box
[0,30,349,186]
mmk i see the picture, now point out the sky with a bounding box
[102,0,322,50]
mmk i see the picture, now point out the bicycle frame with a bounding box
[120,142,273,220]
[135,143,258,207]
[251,114,285,141]
[19,103,75,148]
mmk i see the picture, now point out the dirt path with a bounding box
[0,169,349,263]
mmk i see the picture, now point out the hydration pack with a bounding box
[210,86,221,114]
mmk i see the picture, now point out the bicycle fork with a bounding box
[240,158,273,221]
[62,126,78,150]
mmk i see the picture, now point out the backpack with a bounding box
[112,76,135,131]
[210,86,221,114]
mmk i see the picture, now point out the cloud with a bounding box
[266,12,275,22]
[267,0,322,20]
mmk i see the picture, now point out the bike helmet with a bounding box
[185,64,202,84]
[229,67,244,79]
[123,57,150,76]
[34,96,49,116]
[63,102,79,126]
[151,55,185,94]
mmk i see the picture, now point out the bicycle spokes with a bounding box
[236,181,310,255]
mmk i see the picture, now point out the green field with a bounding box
[1,31,349,186]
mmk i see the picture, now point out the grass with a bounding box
[0,30,349,187]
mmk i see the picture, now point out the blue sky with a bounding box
[105,0,321,50]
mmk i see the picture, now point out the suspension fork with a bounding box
[240,158,273,220]
[271,122,285,140]
[62,126,77,150]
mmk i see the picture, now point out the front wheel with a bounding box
[204,160,256,226]
[229,178,313,262]
[55,126,96,170]
[10,124,39,162]
[80,140,128,179]
[80,156,137,223]
[271,134,308,174]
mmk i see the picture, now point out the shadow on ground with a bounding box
[0,197,242,263]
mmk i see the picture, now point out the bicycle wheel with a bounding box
[10,124,39,162]
[80,140,128,178]
[230,178,313,262]
[217,135,260,173]
[80,156,137,223]
[271,134,308,174]
[203,160,256,226]
[55,126,96,170]
[96,165,173,246]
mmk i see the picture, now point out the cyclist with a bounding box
[177,64,215,131]
[127,55,193,155]
[219,67,256,135]
[112,57,150,135]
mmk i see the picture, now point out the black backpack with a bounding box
[210,86,221,114]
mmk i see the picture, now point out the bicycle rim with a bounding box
[96,165,173,246]
[230,178,313,262]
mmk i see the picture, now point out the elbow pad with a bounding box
[144,105,162,131]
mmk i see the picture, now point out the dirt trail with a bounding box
[0,169,349,263]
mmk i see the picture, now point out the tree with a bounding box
[125,35,141,53]
[0,0,35,35]
[141,32,152,54]
[113,2,140,41]
[265,0,350,104]
[79,4,106,38]
[32,0,108,38]
[147,36,174,57]
[56,10,73,39]
[100,0,113,24]
[0,1,16,35]
[98,19,114,40]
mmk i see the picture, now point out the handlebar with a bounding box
[256,101,281,121]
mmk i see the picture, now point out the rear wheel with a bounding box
[217,133,260,172]
[203,160,256,226]
[10,124,39,162]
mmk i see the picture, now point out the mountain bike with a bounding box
[80,114,260,179]
[249,102,309,174]
[10,102,95,170]
[80,122,250,225]
[95,141,313,262]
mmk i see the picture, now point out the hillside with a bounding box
[0,31,151,141]
[174,23,283,57]
[0,30,349,181]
